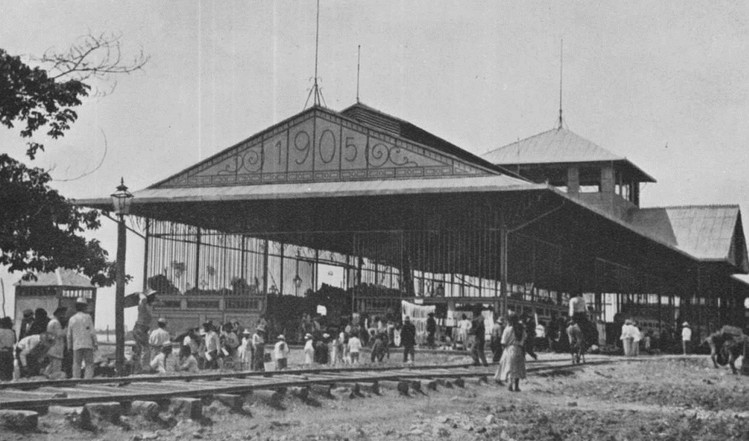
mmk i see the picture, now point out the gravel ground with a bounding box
[3,353,749,441]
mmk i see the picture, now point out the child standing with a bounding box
[274,335,290,370]
[237,329,252,370]
[348,334,362,364]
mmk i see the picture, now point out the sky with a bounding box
[1,1,749,328]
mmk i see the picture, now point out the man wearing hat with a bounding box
[202,322,220,370]
[303,333,314,368]
[45,307,68,378]
[148,318,171,361]
[681,322,692,355]
[16,332,55,378]
[401,316,417,364]
[274,335,289,370]
[66,298,97,379]
[18,309,34,340]
[251,324,266,371]
[133,290,157,372]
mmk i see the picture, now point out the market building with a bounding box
[78,102,748,346]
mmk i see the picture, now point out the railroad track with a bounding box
[0,357,605,411]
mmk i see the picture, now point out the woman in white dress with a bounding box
[495,313,526,392]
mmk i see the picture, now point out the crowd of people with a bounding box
[0,297,98,381]
[1,289,743,383]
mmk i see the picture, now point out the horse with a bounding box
[566,322,587,365]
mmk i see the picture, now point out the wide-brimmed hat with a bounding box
[277,334,285,340]
[304,333,313,339]
[682,322,690,327]
[242,329,251,335]
[322,333,330,338]
[157,317,167,325]
[625,319,633,325]
[75,297,88,305]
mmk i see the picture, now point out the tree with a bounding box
[0,33,148,285]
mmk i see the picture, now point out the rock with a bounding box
[214,394,243,411]
[0,410,38,431]
[485,414,495,424]
[140,433,159,440]
[83,402,122,424]
[410,429,424,435]
[48,406,84,417]
[170,398,203,420]
[131,401,160,420]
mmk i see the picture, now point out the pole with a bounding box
[115,214,127,376]
[499,220,508,317]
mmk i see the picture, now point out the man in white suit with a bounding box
[67,297,97,379]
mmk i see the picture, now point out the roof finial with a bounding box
[304,0,326,109]
[558,38,564,130]
[356,45,361,103]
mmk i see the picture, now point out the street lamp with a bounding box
[111,178,133,376]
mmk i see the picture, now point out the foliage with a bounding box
[0,154,120,285]
[0,34,147,285]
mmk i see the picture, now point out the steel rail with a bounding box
[0,362,474,390]
[0,359,607,410]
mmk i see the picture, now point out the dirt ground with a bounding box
[3,353,749,441]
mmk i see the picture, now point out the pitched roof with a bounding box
[147,105,512,190]
[341,102,521,178]
[481,128,656,183]
[627,205,749,270]
[15,268,93,288]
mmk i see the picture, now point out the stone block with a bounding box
[214,394,243,411]
[170,397,202,420]
[0,410,39,431]
[83,402,122,424]
[131,401,160,420]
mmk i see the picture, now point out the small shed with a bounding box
[14,269,97,333]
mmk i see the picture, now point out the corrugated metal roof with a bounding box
[627,205,747,264]
[481,128,656,182]
[76,175,544,208]
[15,268,93,287]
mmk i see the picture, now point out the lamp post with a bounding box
[111,178,133,376]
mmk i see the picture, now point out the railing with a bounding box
[154,294,264,312]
